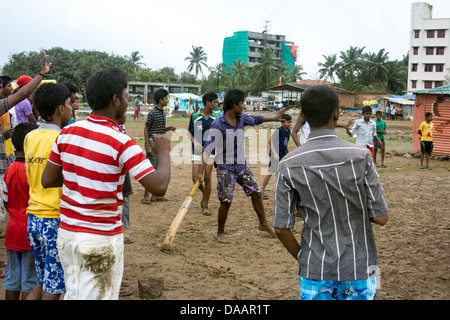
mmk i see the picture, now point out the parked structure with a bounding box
[128,81,201,105]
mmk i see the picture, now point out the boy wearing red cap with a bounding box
[13,76,37,124]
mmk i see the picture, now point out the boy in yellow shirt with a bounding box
[418,112,434,170]
[24,83,72,300]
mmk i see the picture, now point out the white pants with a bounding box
[56,228,124,300]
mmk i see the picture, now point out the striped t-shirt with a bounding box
[47,114,155,235]
[273,129,388,281]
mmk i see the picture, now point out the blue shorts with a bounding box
[27,214,66,295]
[299,276,376,300]
[2,249,37,292]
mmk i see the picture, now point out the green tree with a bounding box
[287,64,306,83]
[338,46,366,83]
[126,51,146,71]
[252,48,279,91]
[317,54,338,82]
[229,58,250,88]
[185,46,208,79]
[364,49,390,85]
[208,62,226,89]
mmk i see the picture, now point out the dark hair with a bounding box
[0,76,11,86]
[11,122,39,152]
[300,85,339,127]
[224,89,246,111]
[33,83,70,122]
[64,82,78,94]
[86,68,128,110]
[362,106,372,114]
[376,110,382,115]
[202,92,218,106]
[425,112,432,118]
[154,88,169,105]
[281,114,292,121]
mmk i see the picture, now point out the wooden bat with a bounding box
[161,180,201,250]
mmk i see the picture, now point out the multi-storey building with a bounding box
[408,2,450,92]
[222,30,297,70]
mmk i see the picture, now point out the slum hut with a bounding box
[378,96,416,120]
[410,84,450,156]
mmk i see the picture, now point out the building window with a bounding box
[413,47,419,55]
[436,47,445,55]
[437,30,445,38]
[426,47,434,55]
[427,30,435,38]
[412,80,417,89]
[424,64,433,72]
[424,81,433,89]
[411,64,418,72]
[436,64,444,72]
[414,30,420,38]
[435,81,443,88]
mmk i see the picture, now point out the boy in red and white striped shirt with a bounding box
[42,68,171,300]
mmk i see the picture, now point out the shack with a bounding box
[410,84,450,156]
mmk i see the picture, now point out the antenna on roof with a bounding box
[263,20,271,34]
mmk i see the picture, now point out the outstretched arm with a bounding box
[7,52,52,108]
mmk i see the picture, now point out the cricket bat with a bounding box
[161,180,201,250]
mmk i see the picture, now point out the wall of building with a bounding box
[408,2,450,92]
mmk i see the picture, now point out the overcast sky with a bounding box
[2,0,450,80]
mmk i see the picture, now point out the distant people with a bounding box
[390,105,396,120]
[2,122,39,300]
[134,95,142,120]
[374,110,387,167]
[418,112,434,170]
[273,85,388,300]
[348,106,381,160]
[0,76,15,166]
[174,98,179,116]
[261,114,292,199]
[41,68,171,300]
[218,103,224,116]
[142,88,175,204]
[197,89,286,242]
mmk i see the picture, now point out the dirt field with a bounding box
[1,110,449,301]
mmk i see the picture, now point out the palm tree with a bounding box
[317,54,338,82]
[126,51,146,71]
[338,46,366,82]
[385,60,407,94]
[208,62,226,88]
[229,58,250,88]
[185,46,208,79]
[364,49,390,85]
[252,48,279,90]
[288,64,306,83]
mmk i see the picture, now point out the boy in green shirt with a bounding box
[374,111,387,167]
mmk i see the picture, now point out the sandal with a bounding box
[119,287,133,297]
[0,261,6,267]
[202,207,211,216]
[262,192,269,200]
[141,198,152,205]
[0,272,5,278]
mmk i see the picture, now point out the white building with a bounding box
[408,2,450,92]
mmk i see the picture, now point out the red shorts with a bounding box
[134,107,140,116]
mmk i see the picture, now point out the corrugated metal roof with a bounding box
[410,84,450,95]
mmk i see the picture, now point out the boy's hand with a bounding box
[151,134,171,154]
[40,52,52,75]
[274,108,287,120]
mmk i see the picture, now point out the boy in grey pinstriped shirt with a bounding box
[273,85,388,300]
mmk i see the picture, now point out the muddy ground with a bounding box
[0,111,449,301]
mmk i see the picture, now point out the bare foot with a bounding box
[216,233,229,243]
[259,224,276,238]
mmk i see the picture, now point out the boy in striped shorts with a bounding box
[273,85,388,300]
[42,68,171,300]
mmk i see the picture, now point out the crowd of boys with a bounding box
[0,53,436,300]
